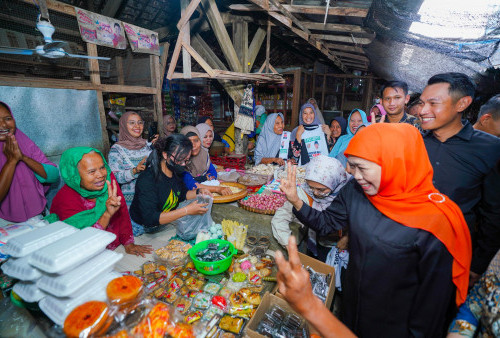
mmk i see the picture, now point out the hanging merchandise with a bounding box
[108,96,126,122]
[198,91,214,120]
[234,85,255,134]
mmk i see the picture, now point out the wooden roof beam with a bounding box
[229,3,368,17]
[201,0,242,72]
[245,0,346,72]
[302,22,369,34]
[325,43,365,54]
[311,34,373,44]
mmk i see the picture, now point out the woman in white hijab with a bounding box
[272,155,351,261]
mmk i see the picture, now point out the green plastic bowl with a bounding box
[188,239,237,275]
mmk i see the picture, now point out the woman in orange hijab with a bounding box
[279,123,471,338]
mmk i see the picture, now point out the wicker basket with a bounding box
[237,200,277,215]
[213,182,248,204]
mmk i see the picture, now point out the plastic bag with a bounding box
[172,195,213,241]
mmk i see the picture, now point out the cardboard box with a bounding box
[276,252,336,309]
[245,292,319,337]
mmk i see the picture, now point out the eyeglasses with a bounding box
[169,155,189,166]
[309,186,331,197]
[127,121,144,126]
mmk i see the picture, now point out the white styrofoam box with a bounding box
[1,256,42,281]
[37,250,122,298]
[29,227,116,274]
[39,271,121,326]
[0,223,37,243]
[13,281,48,303]
[4,221,78,258]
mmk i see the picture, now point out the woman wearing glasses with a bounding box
[108,112,155,235]
[130,134,210,234]
[271,155,351,261]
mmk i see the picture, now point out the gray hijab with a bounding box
[254,113,284,165]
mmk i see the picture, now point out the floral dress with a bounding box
[449,250,500,337]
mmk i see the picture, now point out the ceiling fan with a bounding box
[0,0,110,61]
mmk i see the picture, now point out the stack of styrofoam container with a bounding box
[1,223,123,326]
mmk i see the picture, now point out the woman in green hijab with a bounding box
[50,147,152,257]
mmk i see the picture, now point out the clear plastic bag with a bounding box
[172,195,214,241]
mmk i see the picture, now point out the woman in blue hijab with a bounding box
[329,109,368,161]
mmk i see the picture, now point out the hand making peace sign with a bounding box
[105,180,122,217]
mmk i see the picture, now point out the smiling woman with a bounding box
[108,112,154,236]
[50,147,153,257]
[0,101,59,224]
[280,123,472,337]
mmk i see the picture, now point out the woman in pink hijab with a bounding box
[0,101,59,223]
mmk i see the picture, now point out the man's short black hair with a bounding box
[427,72,475,102]
[478,94,500,120]
[380,80,408,97]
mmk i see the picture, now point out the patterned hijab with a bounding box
[302,155,351,210]
[180,126,210,177]
[116,111,147,150]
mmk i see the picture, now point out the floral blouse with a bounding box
[449,250,500,337]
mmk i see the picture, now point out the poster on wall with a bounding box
[122,22,160,56]
[75,7,127,49]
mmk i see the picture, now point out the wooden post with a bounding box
[181,0,192,79]
[151,55,164,138]
[341,78,346,111]
[291,69,300,127]
[265,21,271,73]
[116,56,124,85]
[86,43,110,154]
[233,20,248,73]
[321,73,326,111]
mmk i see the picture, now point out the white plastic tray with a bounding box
[0,223,37,243]
[1,256,42,281]
[4,221,78,258]
[39,271,121,326]
[37,250,122,298]
[13,281,47,303]
[29,227,116,274]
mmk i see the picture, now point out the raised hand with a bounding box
[105,180,122,217]
[296,125,305,142]
[3,134,23,163]
[280,162,300,207]
[370,111,386,124]
[275,236,315,314]
[134,156,148,174]
[321,124,332,138]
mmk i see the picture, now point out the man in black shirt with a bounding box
[418,73,500,283]
[380,80,421,131]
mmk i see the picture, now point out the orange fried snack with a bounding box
[131,303,172,338]
[64,301,110,338]
[107,275,143,304]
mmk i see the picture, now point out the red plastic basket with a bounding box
[210,156,226,167]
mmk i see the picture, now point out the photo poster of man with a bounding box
[303,126,328,158]
[123,23,160,56]
[279,131,291,159]
[75,8,127,49]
